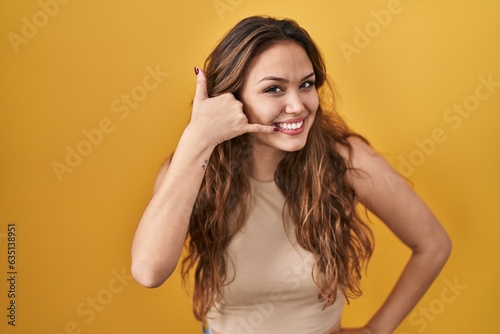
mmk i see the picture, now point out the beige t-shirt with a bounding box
[206,178,344,333]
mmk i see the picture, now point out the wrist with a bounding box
[176,124,217,163]
[182,123,217,150]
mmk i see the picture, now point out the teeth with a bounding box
[277,121,303,130]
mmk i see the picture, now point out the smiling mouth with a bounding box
[273,120,304,130]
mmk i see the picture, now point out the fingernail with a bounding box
[273,127,280,132]
[194,67,199,75]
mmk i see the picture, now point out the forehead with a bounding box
[244,41,314,82]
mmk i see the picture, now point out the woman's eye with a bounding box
[264,86,284,93]
[301,81,315,89]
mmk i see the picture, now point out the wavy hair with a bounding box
[181,16,374,321]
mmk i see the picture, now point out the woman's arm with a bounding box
[131,125,213,288]
[337,137,452,334]
[131,69,276,288]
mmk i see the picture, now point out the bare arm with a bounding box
[338,137,452,334]
[130,68,277,288]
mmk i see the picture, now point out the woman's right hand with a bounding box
[190,67,277,148]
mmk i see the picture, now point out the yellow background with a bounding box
[1,0,499,333]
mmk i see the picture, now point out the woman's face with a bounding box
[240,41,319,156]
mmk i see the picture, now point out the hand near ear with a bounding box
[190,67,277,147]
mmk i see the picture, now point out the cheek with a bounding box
[244,100,282,124]
[306,94,319,116]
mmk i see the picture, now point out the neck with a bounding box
[249,144,285,182]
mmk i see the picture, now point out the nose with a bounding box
[284,90,305,114]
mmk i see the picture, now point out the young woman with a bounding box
[131,16,451,334]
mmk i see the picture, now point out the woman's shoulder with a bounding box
[334,134,377,167]
[335,135,399,188]
[335,135,410,209]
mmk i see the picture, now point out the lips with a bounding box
[272,118,306,135]
[275,120,304,130]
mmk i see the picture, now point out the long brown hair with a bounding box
[181,16,374,321]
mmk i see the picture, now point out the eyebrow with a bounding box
[258,71,315,84]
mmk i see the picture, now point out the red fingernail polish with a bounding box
[273,127,280,132]
[194,67,199,75]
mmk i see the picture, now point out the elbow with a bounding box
[435,226,453,262]
[131,261,175,288]
[416,232,452,266]
[440,234,452,263]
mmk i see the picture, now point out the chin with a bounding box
[277,140,308,153]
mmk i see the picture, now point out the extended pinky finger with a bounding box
[246,123,279,134]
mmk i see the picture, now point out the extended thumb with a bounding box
[194,67,208,102]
